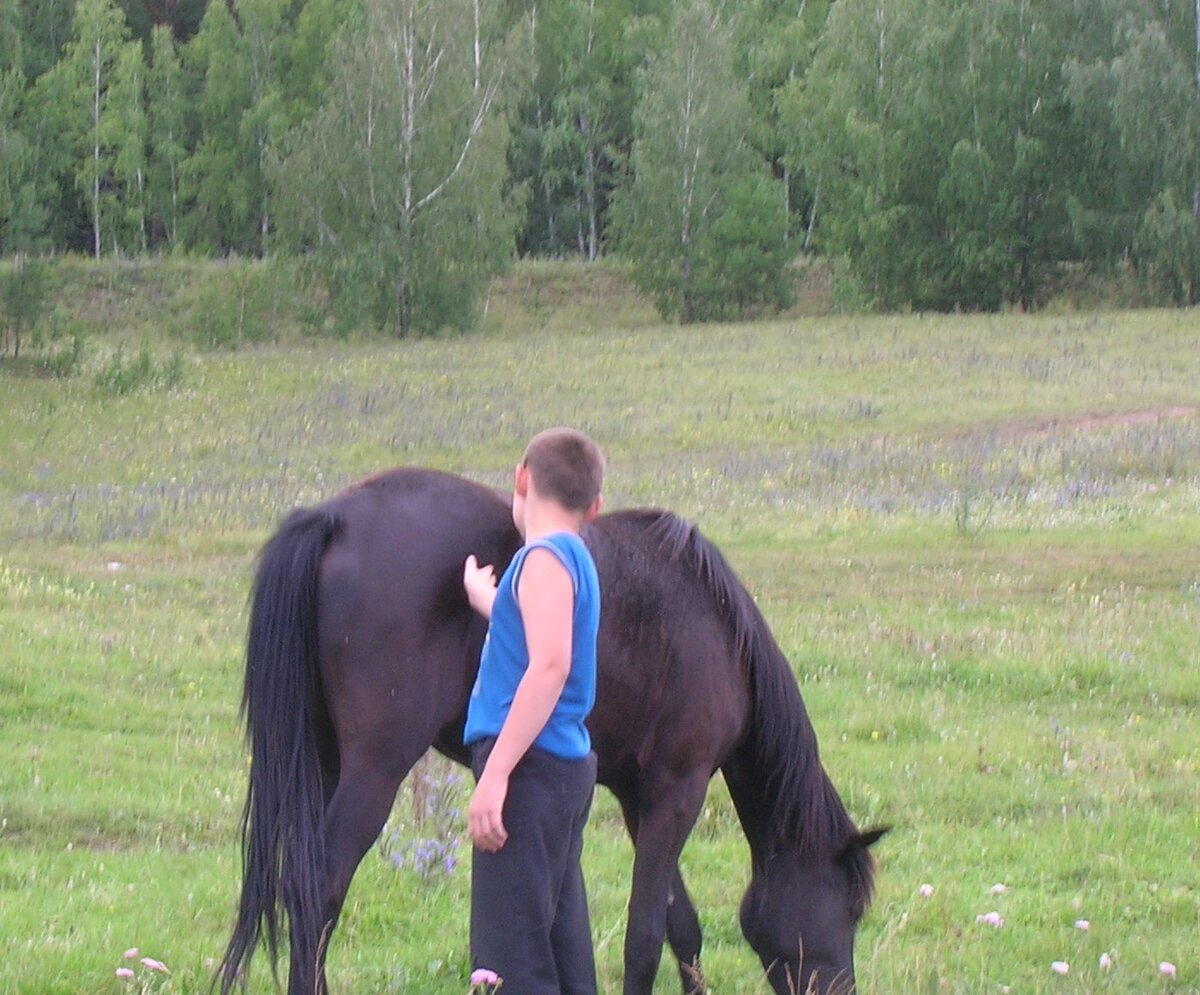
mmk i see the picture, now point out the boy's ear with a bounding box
[582,494,603,522]
[514,462,530,496]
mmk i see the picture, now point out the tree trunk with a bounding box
[803,180,820,254]
[583,134,597,262]
[92,37,103,259]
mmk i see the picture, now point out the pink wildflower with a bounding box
[975,911,1004,928]
[918,883,934,898]
[1099,952,1114,972]
[115,968,135,979]
[140,957,170,974]
[122,948,139,959]
[470,968,502,987]
[990,883,1008,895]
[1051,961,1070,976]
[1159,962,1177,978]
[1074,919,1090,931]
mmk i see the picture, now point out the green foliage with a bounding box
[184,260,289,349]
[787,0,1089,310]
[0,66,46,254]
[5,0,1200,314]
[1065,4,1200,304]
[611,0,790,323]
[104,39,149,253]
[0,0,22,73]
[34,320,89,378]
[0,254,48,358]
[694,175,795,320]
[92,341,184,393]
[56,0,133,258]
[182,0,262,254]
[17,0,75,79]
[1135,188,1200,305]
[282,0,362,126]
[732,0,832,241]
[509,0,659,259]
[145,26,186,251]
[272,0,524,336]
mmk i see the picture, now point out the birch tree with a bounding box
[524,0,636,259]
[1123,9,1200,302]
[51,0,130,257]
[1,64,42,254]
[734,0,833,244]
[146,24,186,249]
[236,0,290,253]
[787,0,1089,310]
[105,38,149,252]
[273,0,523,336]
[610,0,767,321]
[183,0,259,253]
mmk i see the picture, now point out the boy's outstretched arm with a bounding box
[468,548,573,853]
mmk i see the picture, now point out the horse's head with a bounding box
[739,827,887,995]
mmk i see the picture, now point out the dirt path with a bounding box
[1003,405,1199,440]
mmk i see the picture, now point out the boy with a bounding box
[462,427,605,995]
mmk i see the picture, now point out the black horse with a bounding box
[219,468,885,995]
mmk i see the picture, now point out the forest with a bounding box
[3,0,1200,333]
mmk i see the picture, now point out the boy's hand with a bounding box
[468,769,509,852]
[463,555,497,619]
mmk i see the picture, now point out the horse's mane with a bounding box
[639,509,877,907]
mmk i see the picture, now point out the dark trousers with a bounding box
[470,739,598,995]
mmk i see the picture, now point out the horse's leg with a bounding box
[665,870,705,994]
[290,753,408,995]
[614,793,707,995]
[620,774,710,995]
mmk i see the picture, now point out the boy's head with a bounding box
[521,427,605,515]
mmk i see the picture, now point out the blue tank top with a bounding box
[464,532,600,760]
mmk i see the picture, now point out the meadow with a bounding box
[1,273,1198,994]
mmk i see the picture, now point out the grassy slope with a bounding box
[1,264,1197,993]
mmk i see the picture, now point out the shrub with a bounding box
[93,344,185,394]
[1,256,49,359]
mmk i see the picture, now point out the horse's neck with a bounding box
[721,749,789,864]
[722,736,845,867]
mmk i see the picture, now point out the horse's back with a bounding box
[315,469,521,764]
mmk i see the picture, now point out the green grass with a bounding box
[1,272,1198,993]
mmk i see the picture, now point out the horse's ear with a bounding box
[839,826,890,862]
[859,826,890,850]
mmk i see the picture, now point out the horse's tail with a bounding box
[218,506,341,995]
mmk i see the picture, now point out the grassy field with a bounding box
[1,273,1198,994]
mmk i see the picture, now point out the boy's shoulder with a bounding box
[522,533,596,584]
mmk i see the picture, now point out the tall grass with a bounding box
[1,285,1197,993]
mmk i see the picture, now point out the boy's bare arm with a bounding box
[468,548,573,852]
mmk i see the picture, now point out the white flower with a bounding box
[919,883,934,898]
[990,883,1008,895]
[1074,919,1089,931]
[1099,952,1114,972]
[975,911,1004,928]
